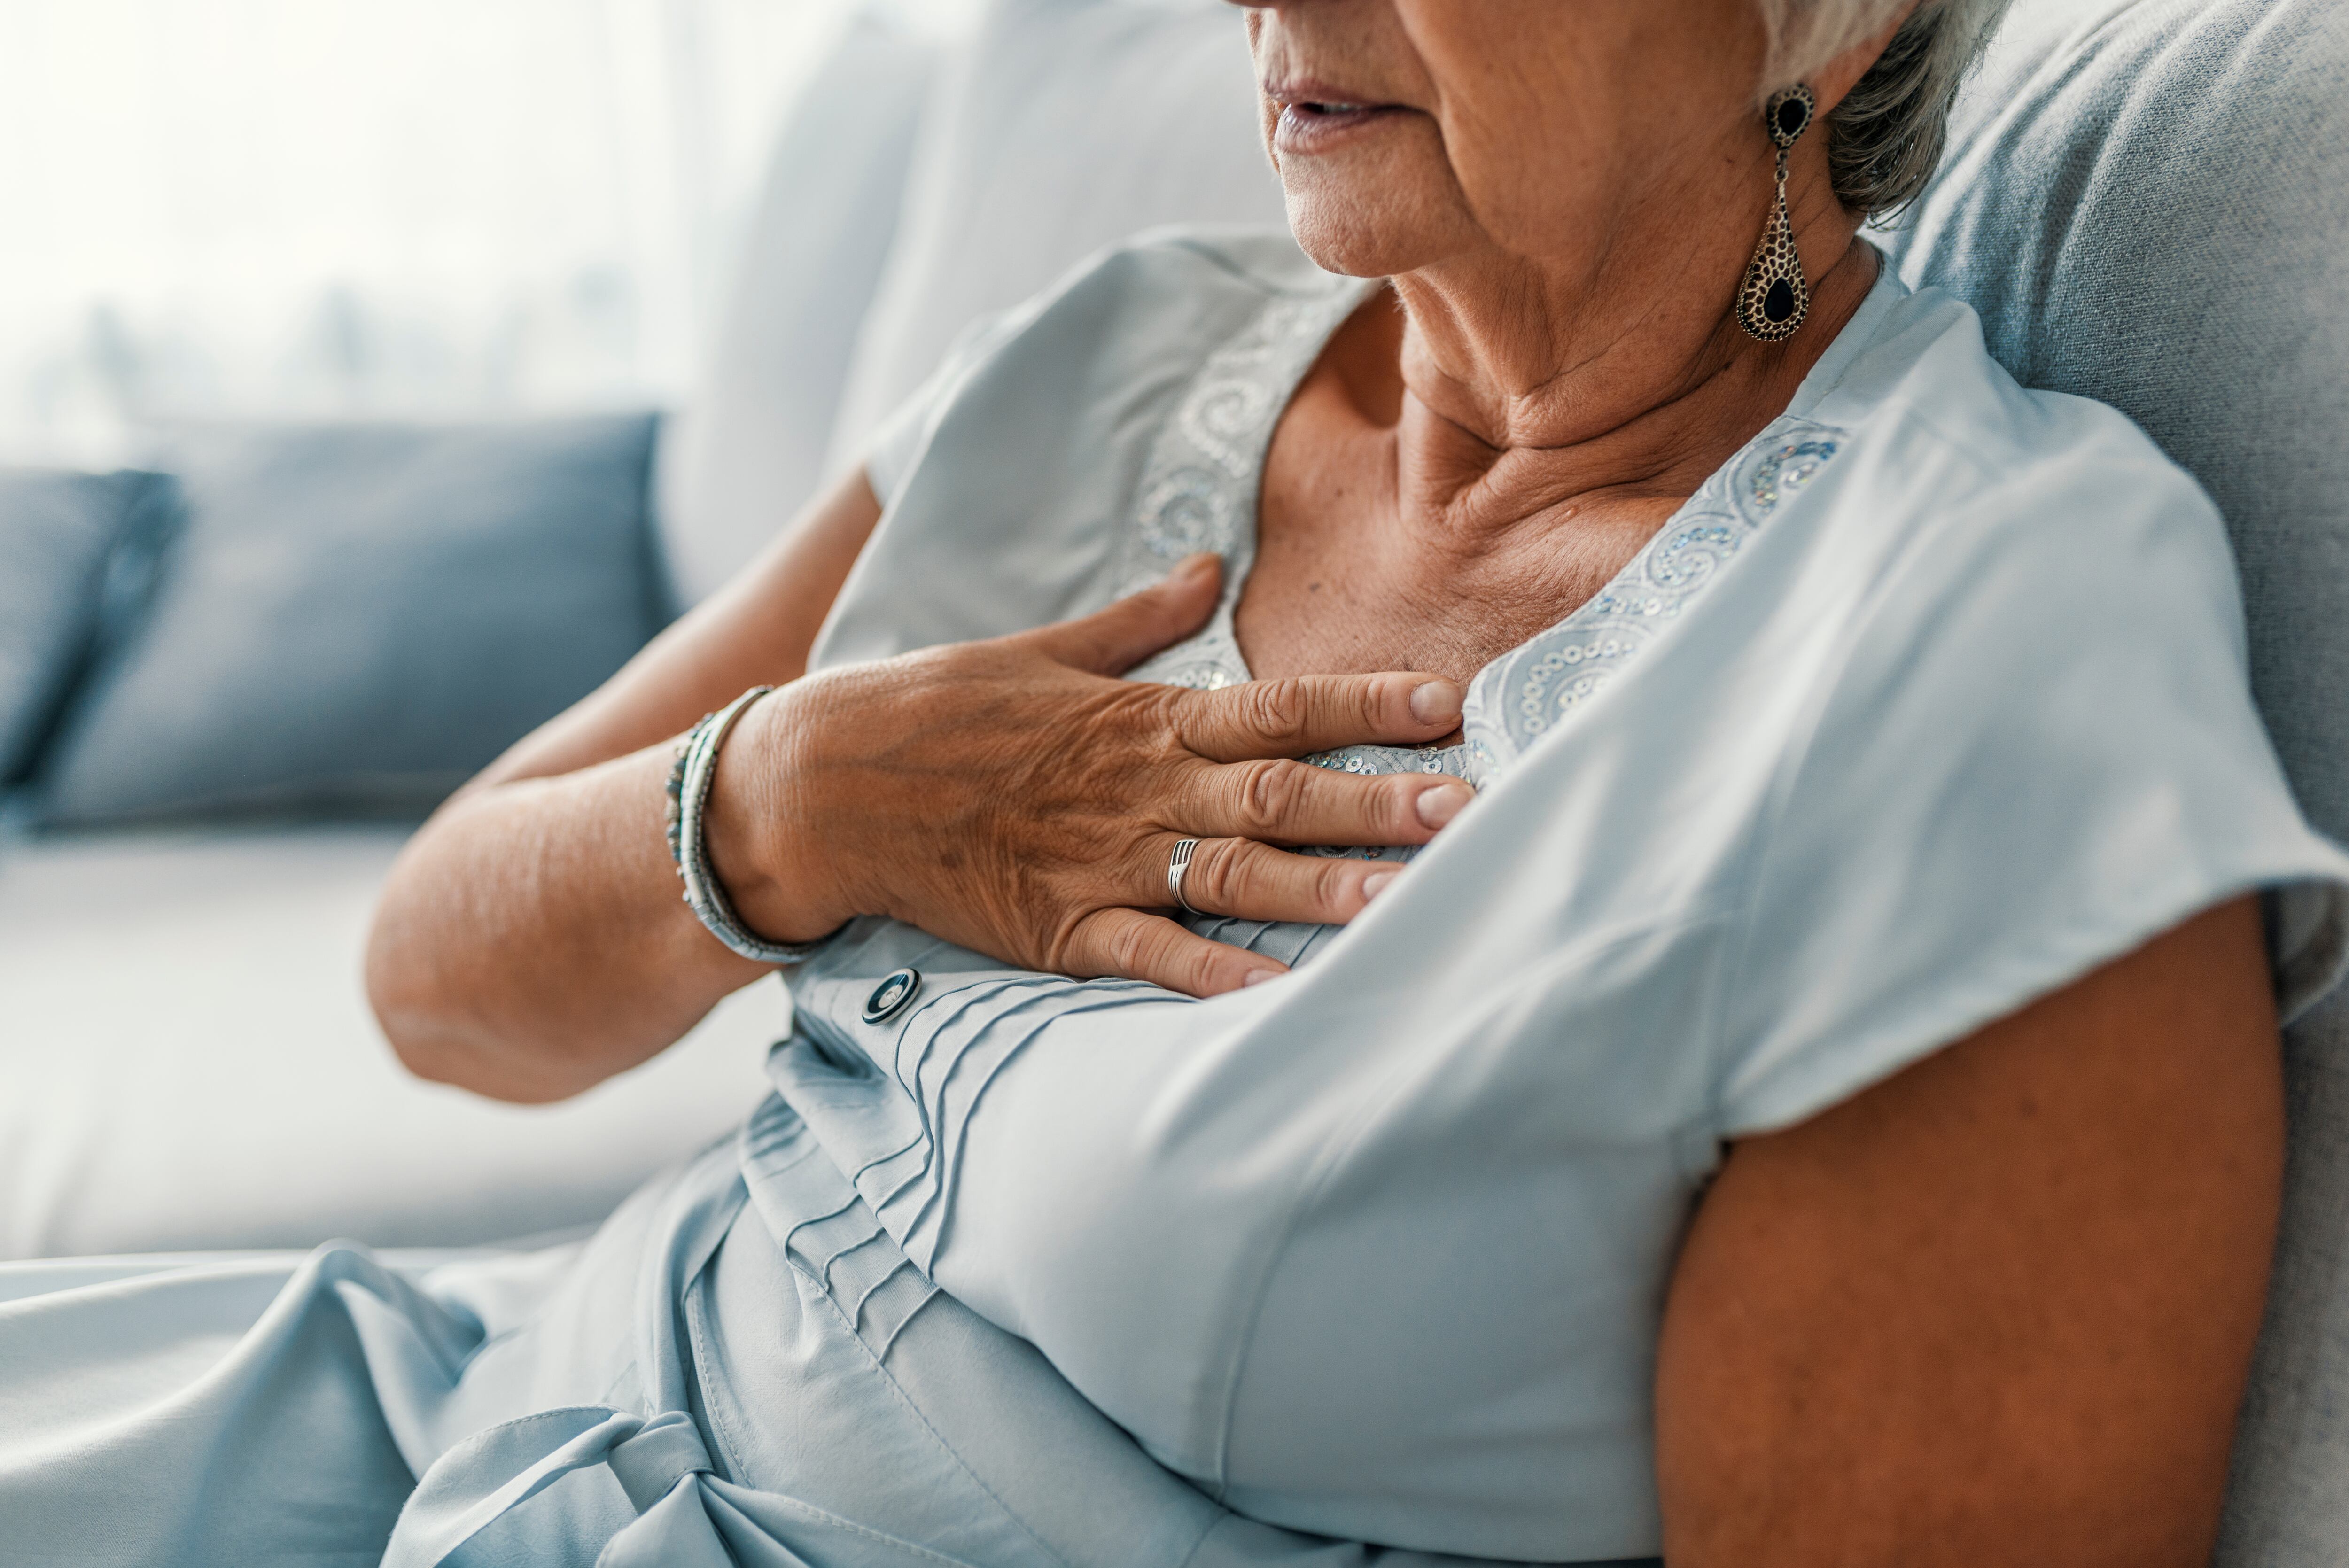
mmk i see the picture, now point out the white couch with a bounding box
[0,825,781,1256]
[0,0,1280,1263]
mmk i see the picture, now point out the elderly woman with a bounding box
[7,1,2347,1564]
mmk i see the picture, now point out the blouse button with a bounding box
[862,968,922,1025]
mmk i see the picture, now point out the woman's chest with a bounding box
[1237,404,1684,692]
[1233,510,1664,692]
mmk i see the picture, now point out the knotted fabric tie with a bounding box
[382,1406,726,1568]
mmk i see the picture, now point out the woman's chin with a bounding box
[1281,176,1470,282]
[1271,110,1479,280]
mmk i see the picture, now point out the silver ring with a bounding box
[1167,838,1203,915]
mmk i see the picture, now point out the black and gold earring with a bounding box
[1736,84,1815,342]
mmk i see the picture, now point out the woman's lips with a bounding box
[1272,99,1410,156]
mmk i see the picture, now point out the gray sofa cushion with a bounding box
[0,468,169,786]
[31,413,662,826]
[1883,0,2349,1559]
[653,16,940,607]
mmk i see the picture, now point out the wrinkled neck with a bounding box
[1381,212,1876,535]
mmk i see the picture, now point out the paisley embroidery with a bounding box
[1119,286,1369,594]
[1463,420,1842,778]
[1298,743,1475,779]
[1747,435,1839,511]
[1132,468,1234,561]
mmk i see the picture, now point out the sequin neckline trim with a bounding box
[1120,276,1850,787]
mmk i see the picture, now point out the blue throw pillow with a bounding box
[31,413,664,825]
[0,468,171,788]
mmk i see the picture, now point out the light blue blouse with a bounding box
[2,229,2343,1568]
[800,229,2349,1559]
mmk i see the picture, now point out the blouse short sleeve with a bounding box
[1713,440,2349,1138]
[859,309,1026,512]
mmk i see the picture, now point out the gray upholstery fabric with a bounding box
[1883,0,2349,1557]
[0,468,165,785]
[32,414,662,825]
[653,17,940,607]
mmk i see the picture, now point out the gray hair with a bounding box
[1758,0,2015,218]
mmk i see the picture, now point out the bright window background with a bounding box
[0,0,972,466]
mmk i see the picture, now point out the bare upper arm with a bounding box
[461,466,885,793]
[1656,895,2283,1566]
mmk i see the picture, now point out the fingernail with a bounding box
[1241,967,1284,987]
[1408,680,1462,726]
[1177,552,1220,582]
[1361,870,1398,902]
[1416,782,1471,828]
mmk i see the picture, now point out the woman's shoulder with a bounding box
[858,225,1339,509]
[959,223,1354,404]
[1750,277,2246,716]
[918,223,1342,402]
[824,226,1351,668]
[1812,279,2226,573]
[1098,223,1345,297]
[1701,281,2349,1132]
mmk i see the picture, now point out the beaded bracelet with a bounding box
[665,686,843,965]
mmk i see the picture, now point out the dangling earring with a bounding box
[1736,84,1815,342]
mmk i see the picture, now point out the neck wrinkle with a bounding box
[1382,220,1879,526]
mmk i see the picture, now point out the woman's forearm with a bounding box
[365,471,888,1102]
[365,742,769,1103]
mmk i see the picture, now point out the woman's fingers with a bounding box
[1151,835,1404,926]
[759,561,1469,994]
[1173,672,1463,762]
[1062,841,1408,996]
[1173,755,1473,847]
[1059,905,1286,997]
[1023,553,1224,676]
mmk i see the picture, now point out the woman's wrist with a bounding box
[690,686,854,953]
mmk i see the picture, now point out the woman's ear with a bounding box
[1799,0,1923,118]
